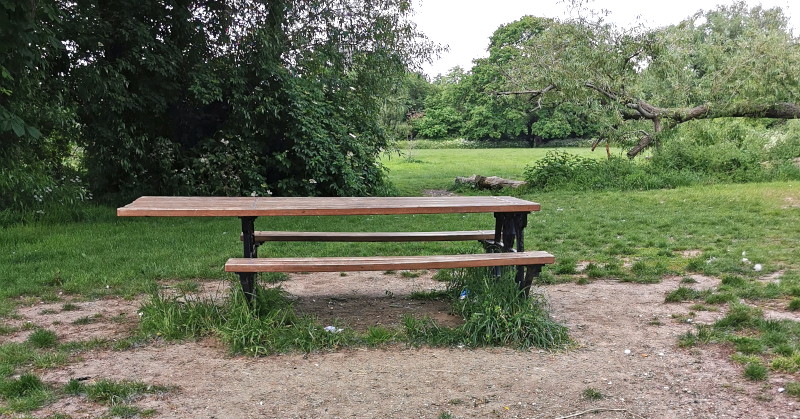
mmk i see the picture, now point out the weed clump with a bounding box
[744,363,768,381]
[445,269,570,349]
[581,387,604,400]
[788,298,800,312]
[665,287,710,303]
[26,329,58,348]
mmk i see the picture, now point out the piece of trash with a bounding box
[624,349,631,355]
[323,326,343,334]
[754,264,763,272]
[778,387,785,393]
[459,289,469,300]
[741,258,750,263]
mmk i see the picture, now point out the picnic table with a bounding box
[117,196,554,299]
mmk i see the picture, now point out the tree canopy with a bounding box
[494,1,800,156]
[2,0,437,208]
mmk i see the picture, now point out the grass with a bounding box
[0,147,799,412]
[27,328,58,348]
[582,387,605,400]
[381,147,617,195]
[679,303,800,381]
[64,378,168,417]
[137,269,569,354]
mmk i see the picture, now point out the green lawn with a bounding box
[1,176,797,303]
[381,147,617,195]
[1,147,798,303]
[2,149,800,406]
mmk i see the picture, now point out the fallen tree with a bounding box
[454,175,527,189]
[489,3,800,157]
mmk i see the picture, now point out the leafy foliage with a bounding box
[8,0,436,203]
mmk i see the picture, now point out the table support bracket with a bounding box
[483,212,531,290]
[239,216,258,303]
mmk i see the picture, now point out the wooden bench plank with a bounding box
[225,251,554,273]
[244,230,496,243]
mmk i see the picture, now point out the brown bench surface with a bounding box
[117,196,540,217]
[246,230,496,242]
[225,251,554,273]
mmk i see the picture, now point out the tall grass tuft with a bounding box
[446,269,570,349]
[139,283,356,355]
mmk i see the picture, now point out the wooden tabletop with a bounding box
[117,196,540,217]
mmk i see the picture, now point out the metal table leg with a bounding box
[239,216,258,302]
[491,211,531,291]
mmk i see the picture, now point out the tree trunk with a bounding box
[455,175,527,189]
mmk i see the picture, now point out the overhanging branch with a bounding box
[492,84,557,97]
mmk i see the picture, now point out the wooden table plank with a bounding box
[117,196,540,217]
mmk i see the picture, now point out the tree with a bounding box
[59,0,436,200]
[0,0,88,215]
[494,2,800,157]
[412,16,597,143]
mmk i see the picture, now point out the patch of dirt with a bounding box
[7,273,800,418]
[281,271,461,330]
[422,189,457,197]
[678,249,703,258]
[5,298,142,344]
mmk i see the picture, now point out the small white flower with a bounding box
[250,191,258,197]
[220,139,230,145]
[308,179,317,184]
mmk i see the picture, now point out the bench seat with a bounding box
[225,251,554,273]
[244,230,496,243]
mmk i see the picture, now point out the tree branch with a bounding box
[492,84,557,97]
[626,131,654,159]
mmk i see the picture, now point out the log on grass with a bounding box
[454,174,527,190]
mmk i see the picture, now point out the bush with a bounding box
[652,119,800,183]
[400,138,529,149]
[0,157,92,225]
[523,151,695,192]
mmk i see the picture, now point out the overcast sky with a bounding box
[412,0,798,78]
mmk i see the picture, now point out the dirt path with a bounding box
[7,272,800,418]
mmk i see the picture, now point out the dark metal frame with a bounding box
[480,211,543,295]
[236,211,543,302]
[239,216,259,301]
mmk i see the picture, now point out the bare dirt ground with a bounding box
[5,269,800,418]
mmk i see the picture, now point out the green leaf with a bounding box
[26,125,42,139]
[10,118,25,137]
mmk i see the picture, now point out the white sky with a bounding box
[413,0,798,78]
